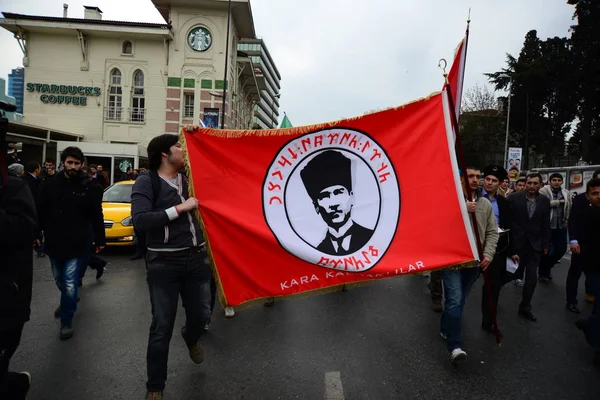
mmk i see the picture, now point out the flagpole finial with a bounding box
[438,58,449,85]
[467,8,471,26]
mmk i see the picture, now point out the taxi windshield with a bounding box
[102,184,133,203]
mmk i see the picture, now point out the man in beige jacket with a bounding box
[538,173,572,282]
[441,167,499,363]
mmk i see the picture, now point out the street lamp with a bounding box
[270,93,281,128]
[499,73,513,169]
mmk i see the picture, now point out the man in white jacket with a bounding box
[538,173,572,282]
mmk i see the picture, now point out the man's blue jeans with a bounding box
[50,257,84,324]
[441,267,480,352]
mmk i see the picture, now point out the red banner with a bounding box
[183,91,476,307]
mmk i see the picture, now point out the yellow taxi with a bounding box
[102,180,136,246]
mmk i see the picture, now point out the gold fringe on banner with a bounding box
[178,95,475,311]
[185,91,441,140]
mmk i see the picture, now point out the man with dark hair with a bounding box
[39,146,105,340]
[23,161,43,257]
[480,165,513,335]
[514,177,526,192]
[40,159,56,181]
[440,166,498,363]
[539,173,571,283]
[132,134,211,400]
[573,178,600,367]
[0,175,37,398]
[506,172,551,322]
[96,165,109,188]
[300,150,374,255]
[89,164,107,188]
[567,169,600,312]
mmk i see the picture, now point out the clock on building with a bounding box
[188,27,212,52]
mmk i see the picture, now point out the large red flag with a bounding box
[183,91,477,307]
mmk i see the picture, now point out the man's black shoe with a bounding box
[566,304,581,314]
[60,323,74,340]
[96,266,105,280]
[518,310,537,322]
[576,319,593,345]
[481,324,504,338]
[54,306,60,318]
[130,252,144,260]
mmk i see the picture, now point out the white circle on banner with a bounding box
[262,128,400,272]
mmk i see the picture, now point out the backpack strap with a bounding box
[148,170,162,208]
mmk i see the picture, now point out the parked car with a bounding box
[102,180,135,246]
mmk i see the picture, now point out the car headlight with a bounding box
[121,216,133,226]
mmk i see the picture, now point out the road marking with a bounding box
[325,371,345,400]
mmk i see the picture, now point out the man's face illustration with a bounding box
[315,185,353,228]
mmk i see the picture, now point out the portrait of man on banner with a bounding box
[300,150,375,256]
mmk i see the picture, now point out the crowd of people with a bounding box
[428,164,600,366]
[1,137,599,399]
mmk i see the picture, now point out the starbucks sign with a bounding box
[26,83,101,106]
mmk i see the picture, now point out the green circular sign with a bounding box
[188,27,212,52]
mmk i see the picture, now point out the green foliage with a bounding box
[485,1,599,168]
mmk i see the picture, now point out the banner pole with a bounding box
[443,66,503,347]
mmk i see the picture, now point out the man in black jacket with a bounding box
[131,134,211,400]
[0,175,37,398]
[23,161,44,257]
[507,172,551,322]
[573,178,600,367]
[480,166,514,335]
[566,169,600,312]
[38,146,105,340]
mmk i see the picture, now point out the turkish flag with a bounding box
[183,90,477,307]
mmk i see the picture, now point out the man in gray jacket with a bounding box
[131,134,212,400]
[538,173,571,282]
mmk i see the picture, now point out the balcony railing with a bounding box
[104,106,122,121]
[129,107,146,123]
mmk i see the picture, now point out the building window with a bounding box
[107,68,122,120]
[183,93,194,118]
[130,69,145,122]
[122,41,133,55]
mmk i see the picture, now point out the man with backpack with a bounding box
[131,134,212,400]
[38,146,105,340]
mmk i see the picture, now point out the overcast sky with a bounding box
[0,0,575,126]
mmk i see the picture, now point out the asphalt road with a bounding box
[10,250,600,399]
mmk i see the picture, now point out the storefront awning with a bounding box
[7,120,83,142]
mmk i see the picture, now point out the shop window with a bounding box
[122,41,133,55]
[130,70,145,122]
[183,93,194,118]
[107,68,122,120]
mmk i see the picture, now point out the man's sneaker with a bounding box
[54,306,61,318]
[204,319,211,331]
[566,303,581,314]
[515,279,524,287]
[181,327,204,364]
[145,391,163,400]
[224,306,235,318]
[440,332,447,340]
[450,348,467,363]
[432,299,443,313]
[60,323,74,340]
